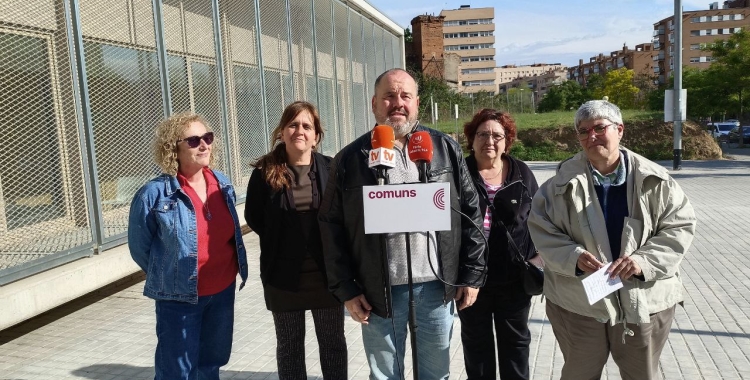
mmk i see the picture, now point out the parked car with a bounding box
[728,126,750,143]
[708,122,737,141]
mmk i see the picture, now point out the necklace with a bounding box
[480,164,503,181]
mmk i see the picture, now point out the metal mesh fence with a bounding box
[289,0,315,104]
[259,0,292,139]
[221,0,265,197]
[314,0,337,155]
[0,0,93,273]
[383,31,396,70]
[392,34,401,69]
[162,0,226,174]
[374,26,385,79]
[80,0,163,239]
[363,18,377,127]
[349,9,368,138]
[0,0,403,282]
[333,1,353,145]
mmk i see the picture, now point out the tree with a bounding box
[633,69,658,109]
[703,29,750,121]
[409,69,467,120]
[537,80,586,112]
[595,68,640,109]
[583,73,605,101]
[404,27,413,43]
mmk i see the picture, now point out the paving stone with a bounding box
[2,153,750,379]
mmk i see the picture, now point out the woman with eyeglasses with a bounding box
[458,108,541,380]
[244,101,347,380]
[128,112,248,380]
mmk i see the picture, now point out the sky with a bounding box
[366,0,711,67]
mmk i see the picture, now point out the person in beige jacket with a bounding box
[528,100,696,380]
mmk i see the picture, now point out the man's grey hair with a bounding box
[575,100,623,129]
[373,68,419,94]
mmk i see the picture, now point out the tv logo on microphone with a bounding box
[370,149,395,162]
[368,147,396,169]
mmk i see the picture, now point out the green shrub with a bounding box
[510,141,574,162]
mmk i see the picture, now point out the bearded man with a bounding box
[318,68,486,380]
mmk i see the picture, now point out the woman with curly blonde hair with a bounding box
[128,111,248,380]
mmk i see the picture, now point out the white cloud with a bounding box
[369,0,722,66]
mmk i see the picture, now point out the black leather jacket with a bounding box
[318,125,487,318]
[465,154,539,287]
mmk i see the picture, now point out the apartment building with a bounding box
[653,1,750,83]
[497,63,565,89]
[498,66,568,105]
[440,5,496,94]
[567,43,655,86]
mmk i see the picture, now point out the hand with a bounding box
[577,251,604,274]
[607,256,642,280]
[344,295,372,324]
[454,286,479,310]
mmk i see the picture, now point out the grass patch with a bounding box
[429,110,663,134]
[509,141,575,162]
[429,110,720,161]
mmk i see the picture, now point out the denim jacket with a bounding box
[128,170,248,303]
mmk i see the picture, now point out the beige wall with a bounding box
[654,7,750,82]
[439,6,496,94]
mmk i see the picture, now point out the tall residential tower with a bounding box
[440,5,496,94]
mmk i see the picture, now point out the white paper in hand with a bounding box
[581,263,623,305]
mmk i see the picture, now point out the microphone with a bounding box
[369,125,396,185]
[408,131,433,183]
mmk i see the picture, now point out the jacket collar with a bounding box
[465,153,523,185]
[555,147,669,189]
[160,168,230,196]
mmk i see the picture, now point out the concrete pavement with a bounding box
[1,150,749,379]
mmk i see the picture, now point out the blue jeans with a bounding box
[154,282,236,380]
[361,280,455,380]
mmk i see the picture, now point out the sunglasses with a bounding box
[177,132,214,148]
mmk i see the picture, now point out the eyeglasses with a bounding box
[476,132,506,142]
[577,123,616,140]
[177,132,214,148]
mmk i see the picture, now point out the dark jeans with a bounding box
[154,282,236,380]
[457,283,531,380]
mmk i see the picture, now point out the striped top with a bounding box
[482,180,503,238]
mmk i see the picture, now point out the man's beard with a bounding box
[384,116,417,138]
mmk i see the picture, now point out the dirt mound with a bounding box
[518,120,723,160]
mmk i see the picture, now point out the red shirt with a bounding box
[177,168,238,296]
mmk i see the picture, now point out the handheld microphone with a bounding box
[369,125,396,185]
[407,131,433,183]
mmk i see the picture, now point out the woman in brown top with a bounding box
[244,101,346,379]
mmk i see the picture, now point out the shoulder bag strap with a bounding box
[479,187,528,268]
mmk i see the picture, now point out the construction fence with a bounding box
[0,0,403,284]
